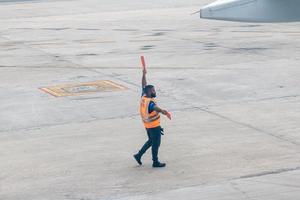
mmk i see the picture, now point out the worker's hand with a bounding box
[162,110,172,120]
[166,112,172,120]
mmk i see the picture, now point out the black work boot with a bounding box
[152,161,166,168]
[133,154,142,165]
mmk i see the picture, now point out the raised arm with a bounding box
[142,68,147,88]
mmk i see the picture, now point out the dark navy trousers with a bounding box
[138,126,162,163]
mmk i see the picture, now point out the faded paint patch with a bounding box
[40,80,128,97]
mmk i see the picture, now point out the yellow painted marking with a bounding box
[40,87,64,97]
[40,80,128,97]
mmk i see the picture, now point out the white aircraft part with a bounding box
[200,0,300,22]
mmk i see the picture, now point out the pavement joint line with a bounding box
[203,94,300,108]
[193,107,300,147]
[243,94,300,103]
[236,166,300,179]
[246,179,300,189]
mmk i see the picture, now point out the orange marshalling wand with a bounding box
[140,56,146,70]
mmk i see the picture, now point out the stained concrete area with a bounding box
[0,0,300,200]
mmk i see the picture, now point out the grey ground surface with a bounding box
[1,0,300,199]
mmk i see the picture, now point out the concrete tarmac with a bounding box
[1,0,300,199]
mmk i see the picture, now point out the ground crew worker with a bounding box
[134,67,170,168]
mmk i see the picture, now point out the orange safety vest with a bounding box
[140,96,160,128]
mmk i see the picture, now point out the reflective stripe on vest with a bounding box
[140,96,160,128]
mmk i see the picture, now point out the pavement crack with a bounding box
[246,179,300,189]
[237,166,300,179]
[204,94,300,108]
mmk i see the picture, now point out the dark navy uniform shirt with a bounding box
[142,87,156,113]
